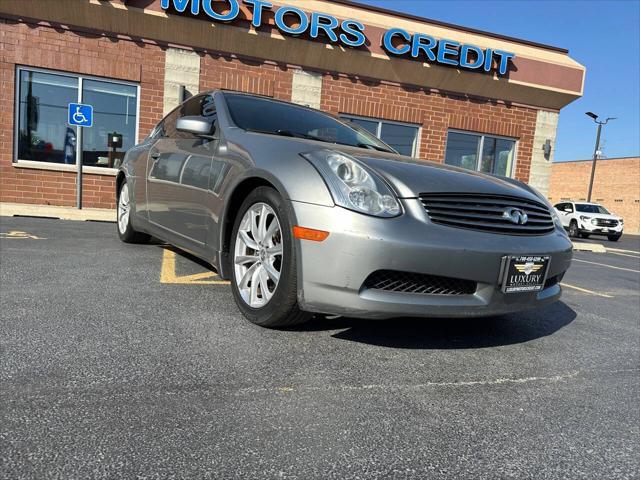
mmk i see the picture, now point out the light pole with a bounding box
[585,112,616,202]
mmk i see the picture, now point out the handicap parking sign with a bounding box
[68,103,93,127]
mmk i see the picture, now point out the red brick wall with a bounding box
[320,75,538,182]
[200,54,292,101]
[548,157,640,234]
[0,20,164,209]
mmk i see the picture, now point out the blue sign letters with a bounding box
[160,0,514,75]
[68,103,93,128]
[382,28,515,75]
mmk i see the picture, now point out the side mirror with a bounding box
[176,116,216,139]
[564,208,572,213]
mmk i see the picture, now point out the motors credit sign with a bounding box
[160,0,515,76]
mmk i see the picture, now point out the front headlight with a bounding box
[620,218,624,224]
[302,150,401,217]
[591,218,598,225]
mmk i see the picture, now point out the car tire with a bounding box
[607,234,622,242]
[580,233,590,239]
[568,220,579,238]
[230,186,311,328]
[117,180,151,244]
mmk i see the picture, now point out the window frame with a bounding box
[340,114,421,157]
[13,65,141,174]
[445,129,519,177]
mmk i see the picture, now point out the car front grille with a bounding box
[419,193,555,235]
[594,218,618,227]
[363,270,477,295]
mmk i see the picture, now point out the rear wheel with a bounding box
[230,187,310,328]
[568,220,579,238]
[117,180,150,244]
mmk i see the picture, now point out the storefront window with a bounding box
[445,130,516,177]
[342,116,420,156]
[82,80,137,167]
[17,70,78,164]
[15,67,138,168]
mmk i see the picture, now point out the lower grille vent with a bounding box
[364,270,477,295]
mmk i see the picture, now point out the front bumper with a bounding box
[291,199,573,319]
[579,221,623,235]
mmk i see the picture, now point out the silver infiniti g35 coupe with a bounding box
[116,90,573,327]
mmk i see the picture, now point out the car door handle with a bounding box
[150,152,160,160]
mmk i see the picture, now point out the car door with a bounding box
[146,94,216,245]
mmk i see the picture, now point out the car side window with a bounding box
[161,107,181,138]
[162,94,216,139]
[148,121,165,140]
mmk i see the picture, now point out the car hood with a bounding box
[339,149,542,202]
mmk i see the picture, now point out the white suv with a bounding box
[554,201,624,241]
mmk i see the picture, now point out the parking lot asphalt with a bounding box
[1,217,639,480]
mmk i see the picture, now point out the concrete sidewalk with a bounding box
[0,202,115,222]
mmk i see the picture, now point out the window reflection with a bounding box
[445,132,480,170]
[341,116,419,156]
[17,71,78,164]
[445,131,515,176]
[380,123,417,156]
[16,68,138,168]
[82,80,137,167]
[181,156,212,190]
[348,118,378,136]
[149,153,186,183]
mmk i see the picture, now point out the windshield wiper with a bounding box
[357,142,395,153]
[275,129,327,142]
[246,128,327,142]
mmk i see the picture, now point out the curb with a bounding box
[0,202,115,223]
[572,242,606,253]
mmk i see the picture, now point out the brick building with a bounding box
[548,157,640,234]
[1,0,585,209]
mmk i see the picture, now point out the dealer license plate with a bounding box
[502,255,550,293]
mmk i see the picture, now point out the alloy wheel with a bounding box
[118,183,130,235]
[233,202,283,308]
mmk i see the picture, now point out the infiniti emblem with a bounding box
[504,208,528,225]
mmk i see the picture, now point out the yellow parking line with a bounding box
[573,258,640,274]
[0,230,45,239]
[560,283,614,298]
[160,248,230,285]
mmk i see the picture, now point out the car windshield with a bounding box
[224,93,397,153]
[575,204,610,214]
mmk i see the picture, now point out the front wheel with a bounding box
[607,234,622,242]
[568,220,579,238]
[230,186,311,328]
[117,180,150,244]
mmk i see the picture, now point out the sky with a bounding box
[355,0,640,162]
